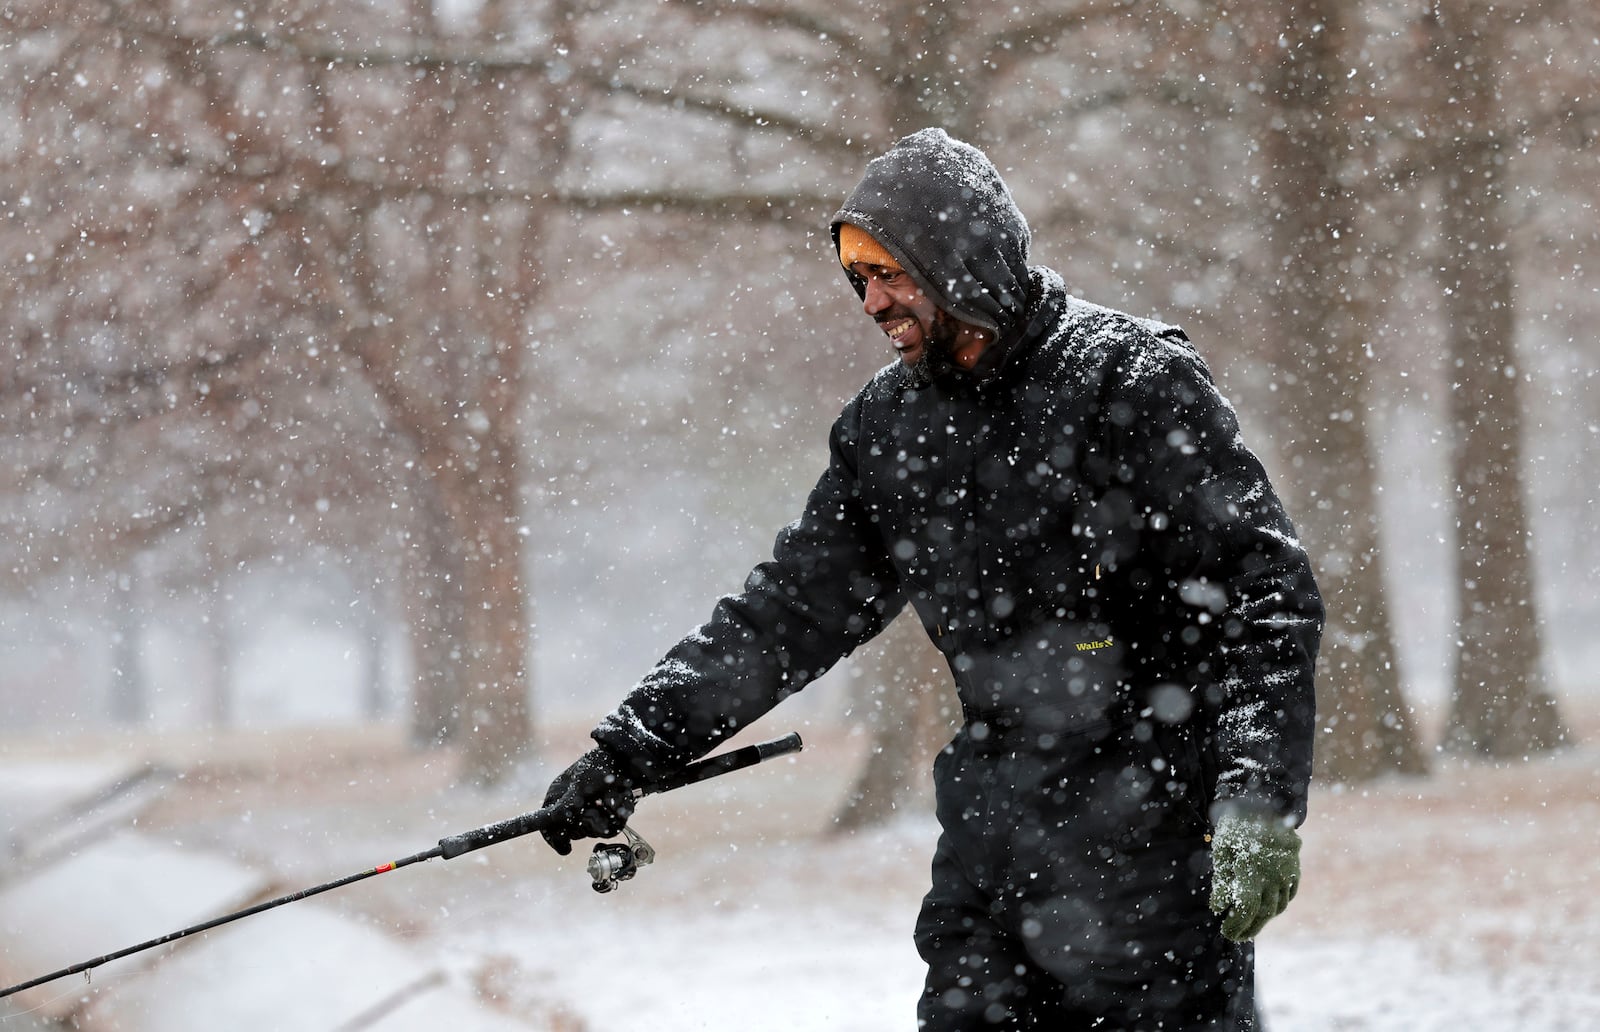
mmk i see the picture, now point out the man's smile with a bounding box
[881,317,917,343]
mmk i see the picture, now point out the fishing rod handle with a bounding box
[637,731,804,797]
[438,809,546,859]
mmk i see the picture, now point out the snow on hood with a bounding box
[830,128,1033,342]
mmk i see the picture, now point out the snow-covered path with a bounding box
[427,810,1600,1031]
[4,718,1597,1030]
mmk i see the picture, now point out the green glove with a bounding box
[1208,812,1302,942]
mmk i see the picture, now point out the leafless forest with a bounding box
[3,0,1597,799]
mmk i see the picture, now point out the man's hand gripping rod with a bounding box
[436,732,803,891]
[0,732,803,1001]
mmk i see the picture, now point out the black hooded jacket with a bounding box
[594,129,1323,822]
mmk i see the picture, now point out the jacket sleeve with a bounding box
[1102,332,1323,825]
[591,394,904,769]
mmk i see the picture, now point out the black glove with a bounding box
[539,746,642,856]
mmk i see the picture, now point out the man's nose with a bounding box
[862,276,890,314]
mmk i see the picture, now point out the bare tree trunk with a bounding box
[109,568,146,725]
[406,477,469,747]
[356,578,389,722]
[446,459,532,784]
[203,579,235,729]
[1426,6,1569,757]
[1250,1,1425,781]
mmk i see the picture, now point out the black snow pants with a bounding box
[914,721,1256,1031]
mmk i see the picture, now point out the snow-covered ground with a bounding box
[3,706,1598,1030]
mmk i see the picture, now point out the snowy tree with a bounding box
[1222,1,1427,780]
[1422,3,1571,757]
[1,0,619,781]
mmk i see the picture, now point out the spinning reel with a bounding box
[587,825,656,893]
[579,732,802,893]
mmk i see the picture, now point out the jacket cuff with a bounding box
[591,704,684,778]
[1208,792,1302,828]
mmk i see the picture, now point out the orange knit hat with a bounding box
[837,222,901,271]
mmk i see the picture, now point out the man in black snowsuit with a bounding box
[540,128,1323,1030]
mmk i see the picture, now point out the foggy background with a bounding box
[3,0,1597,798]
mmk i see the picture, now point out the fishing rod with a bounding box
[0,731,802,1001]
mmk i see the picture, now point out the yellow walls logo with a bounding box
[1074,636,1114,652]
